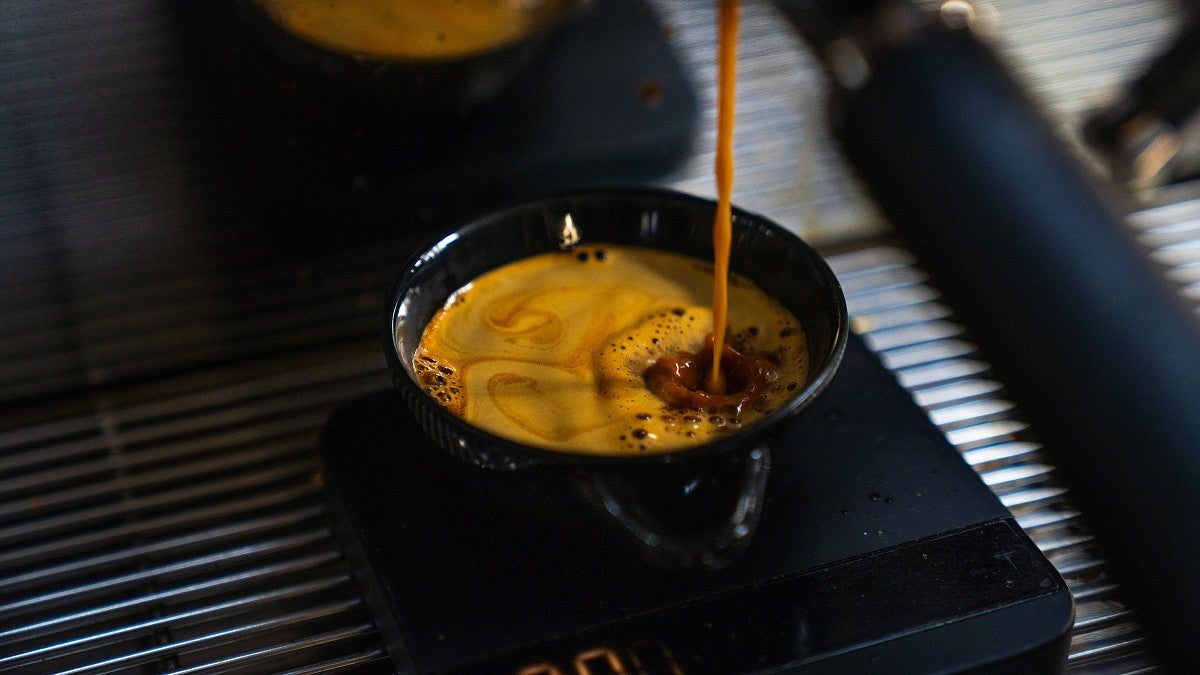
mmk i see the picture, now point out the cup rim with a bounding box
[384,187,849,468]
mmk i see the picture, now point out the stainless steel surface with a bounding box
[2,0,1196,672]
[0,346,392,673]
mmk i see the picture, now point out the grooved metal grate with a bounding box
[8,223,1200,670]
[0,346,394,674]
[2,0,1191,672]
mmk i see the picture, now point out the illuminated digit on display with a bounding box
[516,664,565,675]
[574,647,627,674]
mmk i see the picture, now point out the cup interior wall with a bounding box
[393,192,843,394]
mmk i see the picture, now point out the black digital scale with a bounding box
[320,334,1073,673]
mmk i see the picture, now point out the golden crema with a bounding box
[412,245,808,455]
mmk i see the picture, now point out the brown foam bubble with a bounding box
[413,353,466,415]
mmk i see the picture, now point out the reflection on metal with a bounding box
[1130,116,1182,183]
[938,0,1000,35]
[825,38,871,90]
[559,213,581,250]
[1130,190,1200,295]
[0,348,394,674]
[939,0,978,30]
[640,210,661,238]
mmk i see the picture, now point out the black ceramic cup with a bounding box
[385,188,847,571]
[239,0,589,111]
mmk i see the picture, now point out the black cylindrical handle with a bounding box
[786,13,1200,670]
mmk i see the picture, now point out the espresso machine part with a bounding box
[1085,9,1200,187]
[778,0,1200,668]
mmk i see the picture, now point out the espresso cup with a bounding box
[240,0,589,111]
[385,188,847,570]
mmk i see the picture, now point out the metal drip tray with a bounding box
[0,347,393,673]
[7,218,1200,670]
[3,0,1197,672]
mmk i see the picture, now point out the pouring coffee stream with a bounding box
[646,0,743,401]
[706,0,740,396]
[646,0,748,405]
[393,0,843,570]
[404,1,771,444]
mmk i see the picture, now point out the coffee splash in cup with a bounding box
[413,244,809,455]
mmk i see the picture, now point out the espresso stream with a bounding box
[709,0,740,394]
[412,0,800,456]
[413,246,808,455]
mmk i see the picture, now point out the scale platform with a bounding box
[319,334,1073,673]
